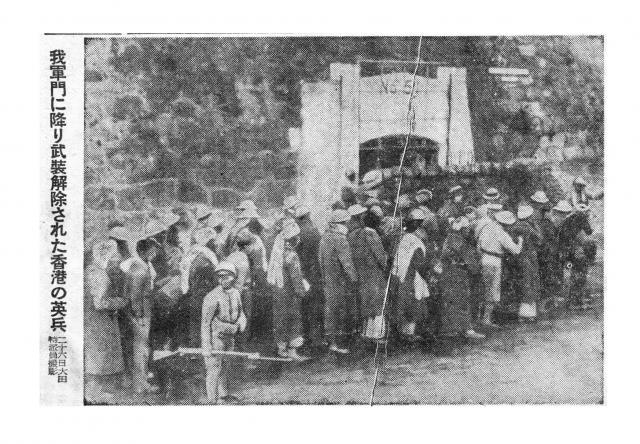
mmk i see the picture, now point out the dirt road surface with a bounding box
[234,310,602,405]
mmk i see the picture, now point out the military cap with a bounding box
[415,189,433,203]
[482,187,500,201]
[215,261,237,277]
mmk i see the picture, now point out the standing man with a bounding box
[391,208,435,341]
[234,226,268,341]
[180,227,219,347]
[117,223,163,397]
[513,205,543,320]
[476,210,523,328]
[348,204,388,342]
[557,201,594,309]
[84,240,129,402]
[437,185,465,237]
[200,261,246,404]
[415,188,439,238]
[295,205,324,348]
[568,176,603,208]
[272,223,309,360]
[318,209,358,354]
[226,229,252,349]
[530,191,559,308]
[438,217,485,340]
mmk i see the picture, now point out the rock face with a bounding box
[83,37,603,244]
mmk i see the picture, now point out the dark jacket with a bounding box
[348,226,387,318]
[318,226,357,302]
[84,263,128,375]
[297,217,322,286]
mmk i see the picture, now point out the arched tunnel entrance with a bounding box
[359,135,439,177]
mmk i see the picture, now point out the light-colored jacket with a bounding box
[477,220,522,257]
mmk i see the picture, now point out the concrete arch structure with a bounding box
[296,62,474,227]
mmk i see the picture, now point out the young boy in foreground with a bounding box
[200,261,246,404]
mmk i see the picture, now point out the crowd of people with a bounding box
[84,173,602,404]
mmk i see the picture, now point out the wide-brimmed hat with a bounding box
[237,207,260,219]
[517,205,534,220]
[408,208,427,221]
[448,185,463,196]
[553,200,573,213]
[108,225,132,241]
[215,261,237,277]
[362,170,383,189]
[193,227,216,246]
[283,195,298,210]
[144,219,168,238]
[573,176,587,187]
[482,187,500,201]
[530,190,550,204]
[495,210,517,225]
[574,203,590,213]
[329,209,350,224]
[415,189,433,203]
[295,205,311,218]
[192,203,213,221]
[282,222,301,240]
[348,203,368,217]
[236,199,257,211]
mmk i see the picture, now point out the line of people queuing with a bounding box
[84,175,600,403]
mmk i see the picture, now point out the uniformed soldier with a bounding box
[475,211,523,328]
[295,205,324,348]
[348,204,388,342]
[115,222,164,396]
[391,208,435,341]
[272,222,310,360]
[318,209,358,354]
[180,227,219,347]
[200,261,246,404]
